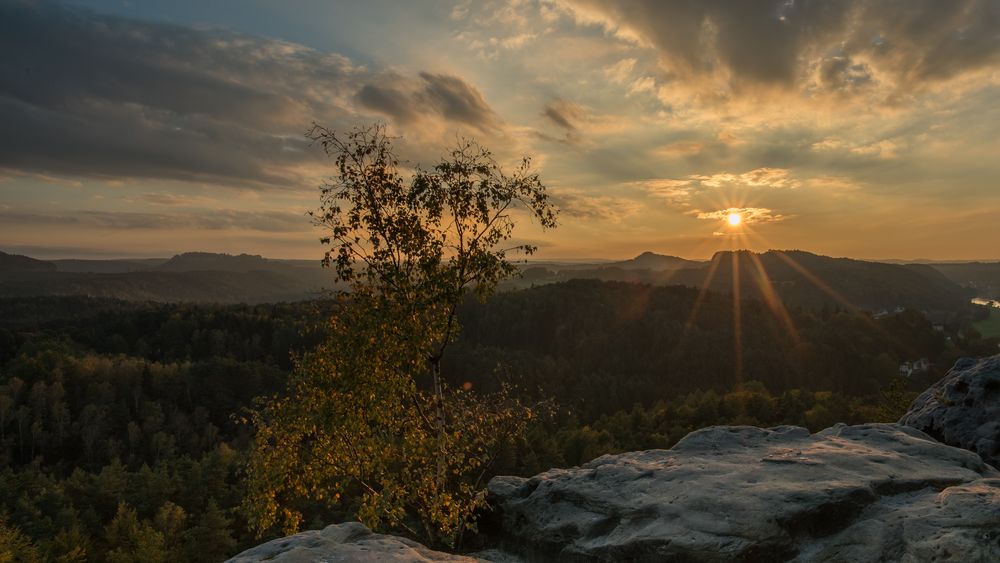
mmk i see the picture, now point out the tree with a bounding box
[180,499,236,563]
[0,516,42,563]
[152,502,186,561]
[244,124,557,546]
[103,502,166,563]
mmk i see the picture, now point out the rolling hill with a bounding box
[0,251,336,303]
[662,250,972,313]
[0,251,57,272]
[512,250,971,314]
[0,249,976,312]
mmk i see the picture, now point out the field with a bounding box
[975,307,1000,338]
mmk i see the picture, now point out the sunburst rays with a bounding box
[670,193,919,388]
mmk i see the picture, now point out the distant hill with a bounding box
[929,262,1000,300]
[0,251,56,272]
[0,249,977,310]
[52,258,165,273]
[507,252,704,289]
[663,250,971,313]
[510,250,972,313]
[603,251,701,271]
[0,252,337,303]
[155,252,289,273]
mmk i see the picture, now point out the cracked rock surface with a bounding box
[901,354,1000,469]
[485,423,1000,562]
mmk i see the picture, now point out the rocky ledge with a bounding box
[229,355,1000,562]
[485,423,999,562]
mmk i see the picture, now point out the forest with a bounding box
[1,284,997,560]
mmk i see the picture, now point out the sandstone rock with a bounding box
[900,354,1000,469]
[225,522,481,562]
[486,424,1000,562]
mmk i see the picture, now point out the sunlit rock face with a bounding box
[225,522,482,562]
[901,354,1000,469]
[484,424,1000,562]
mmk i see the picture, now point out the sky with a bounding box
[1,0,999,261]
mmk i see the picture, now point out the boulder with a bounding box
[485,423,1000,562]
[225,522,482,562]
[900,354,1000,468]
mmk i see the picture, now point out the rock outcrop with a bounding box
[900,354,1000,469]
[225,522,481,562]
[485,424,1000,562]
[229,422,1000,562]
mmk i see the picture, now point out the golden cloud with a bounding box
[695,207,786,225]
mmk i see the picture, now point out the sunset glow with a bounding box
[1,1,998,261]
[2,5,999,559]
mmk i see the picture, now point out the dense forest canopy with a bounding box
[0,284,997,559]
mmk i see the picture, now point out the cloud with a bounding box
[562,0,1000,102]
[0,169,83,188]
[0,2,503,188]
[641,168,801,196]
[354,72,500,132]
[628,76,657,95]
[812,54,875,94]
[0,209,308,233]
[850,140,898,159]
[634,178,700,206]
[356,80,421,124]
[549,190,641,223]
[418,72,500,131]
[498,33,536,50]
[654,141,705,157]
[542,99,586,130]
[605,58,638,83]
[459,31,539,60]
[811,137,899,160]
[142,193,194,206]
[695,206,786,226]
[0,244,161,259]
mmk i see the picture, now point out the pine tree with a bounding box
[103,502,166,563]
[181,499,236,562]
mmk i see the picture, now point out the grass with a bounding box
[974,307,1000,338]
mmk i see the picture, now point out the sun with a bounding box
[727,212,742,226]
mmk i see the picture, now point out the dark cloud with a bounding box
[0,95,310,188]
[543,106,575,130]
[567,0,1000,95]
[816,54,874,93]
[418,72,499,131]
[354,72,500,132]
[356,82,420,124]
[0,2,502,187]
[542,99,583,130]
[0,1,360,187]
